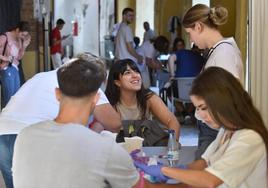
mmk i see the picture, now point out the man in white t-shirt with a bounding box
[0,55,121,188]
[136,41,155,88]
[12,56,141,188]
[143,22,155,43]
[137,36,170,89]
[115,7,143,64]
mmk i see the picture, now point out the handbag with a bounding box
[116,120,169,146]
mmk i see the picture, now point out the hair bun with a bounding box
[209,6,228,26]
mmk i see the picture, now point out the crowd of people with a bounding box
[0,3,267,188]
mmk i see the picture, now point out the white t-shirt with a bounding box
[136,41,156,88]
[143,29,155,42]
[13,120,139,188]
[115,22,136,62]
[205,37,243,80]
[202,128,267,188]
[0,70,109,135]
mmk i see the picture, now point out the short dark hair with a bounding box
[56,18,65,25]
[122,7,134,15]
[57,54,106,97]
[17,21,30,32]
[8,21,30,32]
[133,36,140,47]
[143,22,149,26]
[172,37,185,51]
[153,36,169,54]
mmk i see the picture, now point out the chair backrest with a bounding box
[176,77,195,103]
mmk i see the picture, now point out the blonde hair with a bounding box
[182,4,228,29]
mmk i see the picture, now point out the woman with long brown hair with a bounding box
[135,67,268,188]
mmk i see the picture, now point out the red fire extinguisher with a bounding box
[72,20,78,36]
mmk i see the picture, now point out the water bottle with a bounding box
[167,129,179,167]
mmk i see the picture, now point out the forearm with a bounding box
[147,59,161,69]
[143,182,188,188]
[167,115,180,140]
[168,55,176,77]
[17,47,27,60]
[0,55,8,61]
[52,38,62,46]
[161,167,221,188]
[187,159,207,170]
[126,42,141,60]
[93,104,121,132]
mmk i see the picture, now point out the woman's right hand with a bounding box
[0,55,11,62]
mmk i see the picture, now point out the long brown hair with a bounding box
[182,4,228,29]
[190,67,268,158]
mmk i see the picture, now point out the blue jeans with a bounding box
[0,66,20,109]
[0,134,17,188]
[195,121,218,160]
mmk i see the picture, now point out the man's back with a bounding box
[0,70,109,135]
[13,120,139,188]
[0,70,59,135]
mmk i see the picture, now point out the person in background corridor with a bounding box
[182,4,243,159]
[0,21,31,108]
[115,8,143,64]
[143,22,155,43]
[50,18,69,69]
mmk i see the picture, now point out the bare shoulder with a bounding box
[147,94,165,108]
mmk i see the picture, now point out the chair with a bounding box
[171,77,195,112]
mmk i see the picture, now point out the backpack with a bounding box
[116,120,169,146]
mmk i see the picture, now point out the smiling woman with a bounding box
[105,59,180,140]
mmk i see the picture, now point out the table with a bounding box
[142,146,197,184]
[142,146,197,165]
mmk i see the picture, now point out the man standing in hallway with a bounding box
[143,21,155,43]
[115,8,143,64]
[50,18,68,69]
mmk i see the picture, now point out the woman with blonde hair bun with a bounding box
[182,4,244,159]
